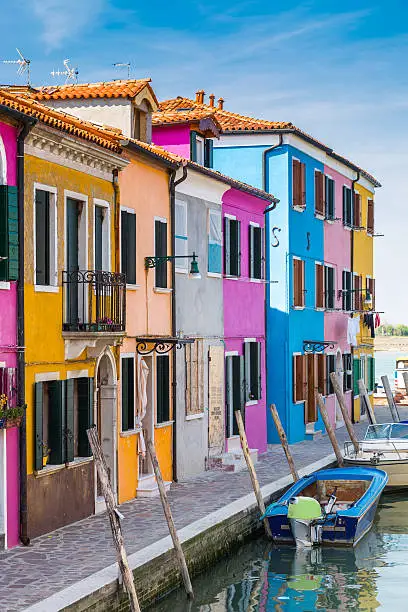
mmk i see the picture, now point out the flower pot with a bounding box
[43,456,49,467]
[5,416,22,429]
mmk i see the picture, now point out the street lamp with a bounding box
[144,252,201,280]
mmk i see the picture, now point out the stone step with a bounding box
[136,477,171,498]
[208,448,258,473]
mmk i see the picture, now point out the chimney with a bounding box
[195,89,205,104]
[217,97,224,110]
[209,94,215,107]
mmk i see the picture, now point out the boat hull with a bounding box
[344,457,408,488]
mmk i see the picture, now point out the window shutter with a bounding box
[353,358,360,396]
[294,354,305,402]
[256,342,261,399]
[239,355,245,411]
[371,278,376,311]
[316,264,324,308]
[94,206,103,271]
[34,382,44,471]
[190,131,198,162]
[325,266,334,309]
[0,186,18,281]
[121,358,129,431]
[128,212,136,284]
[315,171,324,215]
[325,177,335,220]
[78,377,93,456]
[225,355,232,436]
[370,357,375,391]
[244,342,251,402]
[204,139,213,168]
[120,210,128,277]
[317,353,326,394]
[254,227,262,279]
[292,159,300,207]
[65,378,75,463]
[300,163,306,207]
[293,259,304,307]
[157,355,170,423]
[367,199,374,234]
[353,193,361,228]
[248,225,254,279]
[229,220,240,276]
[155,220,167,288]
[48,380,65,465]
[223,217,230,275]
[35,190,50,285]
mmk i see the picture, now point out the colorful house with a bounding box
[0,89,128,538]
[156,92,380,443]
[153,105,277,475]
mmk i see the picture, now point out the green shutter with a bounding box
[34,382,44,471]
[367,357,375,392]
[121,358,129,431]
[95,206,103,271]
[155,220,167,288]
[231,355,242,435]
[0,185,18,281]
[48,380,65,465]
[353,358,360,396]
[78,377,93,456]
[224,217,230,275]
[254,341,262,400]
[65,379,75,462]
[156,355,169,424]
[190,131,198,162]
[244,342,251,401]
[248,225,254,279]
[204,139,213,168]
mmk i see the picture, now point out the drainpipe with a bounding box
[170,163,187,482]
[112,169,120,274]
[17,116,37,546]
[350,171,360,423]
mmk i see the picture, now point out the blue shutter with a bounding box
[190,131,198,162]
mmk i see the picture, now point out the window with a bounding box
[342,271,353,311]
[34,378,93,470]
[0,367,17,407]
[226,354,244,436]
[293,354,306,402]
[208,209,222,274]
[133,108,149,142]
[325,266,335,310]
[293,257,305,308]
[155,219,167,288]
[0,185,18,282]
[343,186,353,227]
[249,224,264,280]
[121,357,135,432]
[354,274,362,311]
[185,340,205,416]
[353,358,361,396]
[244,341,261,401]
[367,199,374,235]
[224,217,241,277]
[156,355,170,423]
[343,353,352,392]
[317,354,326,395]
[175,199,188,272]
[353,192,362,229]
[292,159,306,209]
[315,263,324,309]
[325,176,335,220]
[326,354,336,395]
[35,190,50,284]
[121,210,136,284]
[314,170,324,216]
[366,277,375,310]
[191,132,213,168]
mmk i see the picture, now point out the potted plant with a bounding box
[0,395,25,429]
[42,442,51,467]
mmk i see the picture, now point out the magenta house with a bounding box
[0,115,20,549]
[223,187,268,455]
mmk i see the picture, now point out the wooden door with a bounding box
[306,354,318,423]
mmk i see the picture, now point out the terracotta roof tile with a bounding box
[0,89,123,152]
[28,79,157,104]
[152,107,221,130]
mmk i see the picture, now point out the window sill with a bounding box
[120,428,142,438]
[294,400,305,405]
[343,225,352,232]
[126,284,141,291]
[315,307,325,311]
[207,272,222,278]
[153,287,173,294]
[293,306,305,310]
[66,457,93,469]
[34,463,65,477]
[314,212,325,220]
[155,420,174,428]
[292,205,306,213]
[325,218,335,225]
[249,278,263,283]
[0,282,10,290]
[245,400,259,406]
[186,412,205,421]
[34,285,59,293]
[224,275,240,281]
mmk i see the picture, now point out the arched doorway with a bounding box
[94,348,117,513]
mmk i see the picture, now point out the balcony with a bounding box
[62,270,126,359]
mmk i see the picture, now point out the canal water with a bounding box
[150,491,408,611]
[375,350,406,387]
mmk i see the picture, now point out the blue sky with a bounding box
[1,0,405,322]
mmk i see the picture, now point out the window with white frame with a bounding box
[175,199,188,272]
[244,340,261,401]
[121,209,136,285]
[224,216,241,276]
[208,209,222,274]
[94,200,110,272]
[249,224,264,280]
[35,186,57,287]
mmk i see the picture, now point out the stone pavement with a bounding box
[0,406,405,612]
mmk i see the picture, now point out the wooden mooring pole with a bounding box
[87,426,140,612]
[381,375,400,422]
[234,410,272,539]
[316,393,344,467]
[269,404,299,482]
[329,372,359,453]
[358,379,377,425]
[146,438,194,599]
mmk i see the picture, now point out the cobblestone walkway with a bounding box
[0,406,404,612]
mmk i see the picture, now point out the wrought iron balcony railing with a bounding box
[62,270,126,333]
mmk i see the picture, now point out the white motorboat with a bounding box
[344,423,408,488]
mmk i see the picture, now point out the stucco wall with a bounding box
[152,124,191,159]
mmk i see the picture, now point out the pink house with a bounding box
[324,165,353,429]
[0,118,20,549]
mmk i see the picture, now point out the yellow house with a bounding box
[353,176,379,421]
[1,90,128,539]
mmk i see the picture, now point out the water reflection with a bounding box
[150,492,408,611]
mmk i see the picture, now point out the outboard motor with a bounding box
[287,496,323,547]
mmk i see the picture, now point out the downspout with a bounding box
[170,163,187,482]
[350,170,360,423]
[17,117,37,546]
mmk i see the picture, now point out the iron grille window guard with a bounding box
[62,270,126,332]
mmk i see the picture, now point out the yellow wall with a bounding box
[24,154,115,474]
[353,182,375,421]
[117,153,173,503]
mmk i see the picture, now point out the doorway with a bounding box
[95,350,117,513]
[138,355,154,479]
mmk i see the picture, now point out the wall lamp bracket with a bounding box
[144,252,201,279]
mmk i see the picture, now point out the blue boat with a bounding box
[261,467,388,547]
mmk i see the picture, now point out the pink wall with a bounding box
[6,427,19,548]
[223,188,267,453]
[152,124,191,159]
[324,165,352,427]
[0,121,18,186]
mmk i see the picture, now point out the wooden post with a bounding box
[403,371,408,396]
[269,404,299,482]
[316,393,344,467]
[87,427,140,612]
[329,372,359,453]
[358,379,376,425]
[146,439,194,599]
[234,410,272,539]
[381,375,400,422]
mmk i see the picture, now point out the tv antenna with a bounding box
[113,62,131,78]
[50,59,78,84]
[1,48,31,85]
